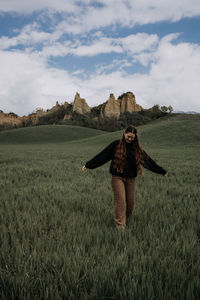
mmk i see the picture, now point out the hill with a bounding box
[137,114,200,148]
[72,114,200,150]
[0,115,199,148]
[0,125,104,144]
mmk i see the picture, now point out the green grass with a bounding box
[0,116,200,299]
[0,125,105,144]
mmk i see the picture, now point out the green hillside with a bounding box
[70,114,200,150]
[0,115,199,149]
[0,114,199,299]
[0,125,104,144]
[138,116,200,148]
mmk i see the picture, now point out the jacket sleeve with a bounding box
[85,141,117,169]
[141,150,167,175]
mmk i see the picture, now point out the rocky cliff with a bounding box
[72,93,90,114]
[100,94,121,119]
[100,92,142,118]
[0,111,22,128]
[119,92,142,113]
[0,91,143,130]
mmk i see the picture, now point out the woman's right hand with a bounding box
[82,166,87,172]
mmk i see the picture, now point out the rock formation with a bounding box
[100,92,142,119]
[49,101,61,112]
[119,92,141,113]
[0,91,143,131]
[0,111,22,128]
[63,101,69,109]
[22,114,40,126]
[101,94,120,118]
[72,93,90,114]
[63,114,72,120]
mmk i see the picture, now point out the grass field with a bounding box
[0,117,200,299]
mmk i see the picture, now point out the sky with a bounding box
[0,0,200,116]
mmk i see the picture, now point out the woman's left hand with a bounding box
[82,166,87,172]
[164,172,168,176]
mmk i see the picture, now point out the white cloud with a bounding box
[96,59,132,75]
[71,38,122,56]
[1,0,200,33]
[0,19,200,116]
[133,52,156,67]
[66,0,200,34]
[146,36,200,110]
[120,33,159,54]
[0,24,159,60]
[0,50,79,115]
[64,36,200,112]
[127,36,200,112]
[124,0,200,24]
[62,33,158,58]
[0,22,63,50]
[0,0,79,14]
[54,0,200,34]
[38,41,72,58]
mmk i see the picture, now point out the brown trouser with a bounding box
[111,175,136,228]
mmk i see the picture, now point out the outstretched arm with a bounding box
[141,150,168,176]
[83,140,118,170]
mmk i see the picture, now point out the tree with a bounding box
[168,105,173,113]
[161,106,168,113]
[151,104,160,112]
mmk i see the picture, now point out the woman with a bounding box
[82,125,168,230]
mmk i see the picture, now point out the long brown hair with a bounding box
[112,125,144,175]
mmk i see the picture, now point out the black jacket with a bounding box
[85,140,167,177]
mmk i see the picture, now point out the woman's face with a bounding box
[124,132,135,143]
